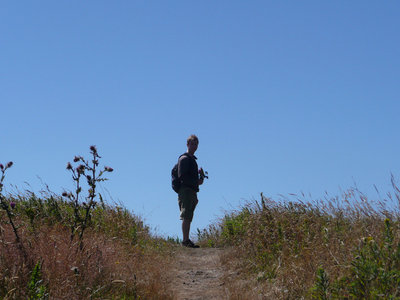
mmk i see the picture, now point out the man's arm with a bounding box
[177,156,189,182]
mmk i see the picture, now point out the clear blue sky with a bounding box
[1,1,399,238]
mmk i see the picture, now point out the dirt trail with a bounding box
[168,247,227,300]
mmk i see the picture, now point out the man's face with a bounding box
[187,140,198,154]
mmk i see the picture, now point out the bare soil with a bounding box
[168,247,227,300]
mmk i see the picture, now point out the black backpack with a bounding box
[171,153,188,193]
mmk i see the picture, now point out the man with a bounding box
[178,134,204,248]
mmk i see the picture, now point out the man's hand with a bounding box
[199,168,208,185]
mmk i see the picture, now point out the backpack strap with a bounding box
[178,152,189,161]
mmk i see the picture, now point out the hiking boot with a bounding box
[182,239,200,248]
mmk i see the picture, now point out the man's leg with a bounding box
[179,188,199,246]
[182,219,191,242]
[182,218,199,248]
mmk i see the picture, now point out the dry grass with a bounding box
[198,183,400,299]
[3,174,400,299]
[0,195,174,299]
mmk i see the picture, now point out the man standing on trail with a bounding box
[178,134,204,248]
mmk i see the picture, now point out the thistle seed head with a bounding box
[90,145,97,153]
[76,165,85,174]
[66,162,73,170]
[6,162,13,168]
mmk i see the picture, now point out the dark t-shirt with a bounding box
[178,153,199,192]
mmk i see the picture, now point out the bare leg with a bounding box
[182,219,191,242]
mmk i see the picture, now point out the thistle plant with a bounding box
[63,146,113,248]
[63,160,84,241]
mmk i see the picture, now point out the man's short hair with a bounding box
[187,134,199,144]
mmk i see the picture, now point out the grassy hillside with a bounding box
[0,193,174,299]
[2,146,400,299]
[198,184,400,299]
[0,147,175,299]
[3,189,400,299]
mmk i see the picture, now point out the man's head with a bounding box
[187,134,199,155]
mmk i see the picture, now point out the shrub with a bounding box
[330,218,400,298]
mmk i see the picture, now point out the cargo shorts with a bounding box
[178,186,198,222]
